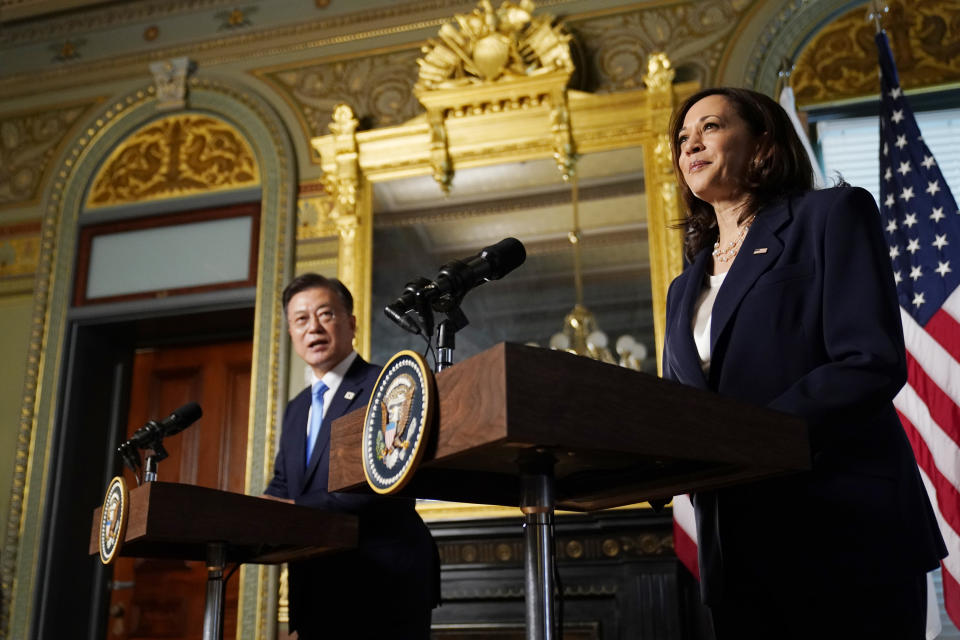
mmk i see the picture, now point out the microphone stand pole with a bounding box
[435,307,468,372]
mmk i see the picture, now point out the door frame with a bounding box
[5,77,295,640]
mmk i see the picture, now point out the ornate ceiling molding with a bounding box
[717,0,862,94]
[255,0,754,167]
[0,99,103,211]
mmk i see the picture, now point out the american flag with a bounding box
[876,30,960,630]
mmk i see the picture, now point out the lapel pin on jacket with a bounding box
[753,248,768,255]
[343,391,356,400]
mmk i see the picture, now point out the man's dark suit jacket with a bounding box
[662,186,946,605]
[264,355,440,636]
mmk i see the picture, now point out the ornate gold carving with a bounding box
[297,184,338,239]
[415,0,572,90]
[565,539,584,559]
[315,103,373,357]
[0,221,41,280]
[324,104,360,212]
[413,1,577,188]
[0,101,98,209]
[638,51,687,372]
[601,537,621,557]
[792,0,960,107]
[643,53,676,93]
[86,113,259,207]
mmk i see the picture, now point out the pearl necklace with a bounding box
[712,219,753,263]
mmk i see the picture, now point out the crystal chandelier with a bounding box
[546,173,648,371]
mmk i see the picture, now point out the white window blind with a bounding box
[817,108,960,203]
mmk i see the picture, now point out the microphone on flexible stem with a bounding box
[384,238,527,334]
[125,402,203,449]
[385,277,434,336]
[117,402,203,476]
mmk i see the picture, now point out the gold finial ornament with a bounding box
[414,0,577,189]
[642,53,675,92]
[324,104,360,212]
[415,0,571,90]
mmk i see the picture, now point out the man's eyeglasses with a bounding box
[289,308,337,328]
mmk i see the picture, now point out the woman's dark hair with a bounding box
[669,87,814,261]
[282,273,354,316]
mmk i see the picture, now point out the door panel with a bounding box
[106,340,252,640]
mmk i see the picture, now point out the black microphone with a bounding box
[125,402,203,449]
[384,238,526,333]
[385,277,434,336]
[429,237,526,312]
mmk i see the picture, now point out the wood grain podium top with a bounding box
[89,481,356,564]
[329,342,810,511]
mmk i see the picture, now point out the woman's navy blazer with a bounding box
[662,186,946,604]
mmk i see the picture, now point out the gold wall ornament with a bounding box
[643,53,676,93]
[297,182,338,239]
[791,0,960,107]
[319,103,373,358]
[325,104,361,211]
[86,113,260,208]
[642,53,685,371]
[415,0,572,91]
[149,57,194,111]
[0,221,42,294]
[414,0,577,188]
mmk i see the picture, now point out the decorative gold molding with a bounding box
[641,54,685,373]
[0,221,41,284]
[296,182,338,239]
[413,0,576,189]
[791,0,960,107]
[312,77,697,372]
[435,527,672,566]
[85,113,260,208]
[316,104,373,359]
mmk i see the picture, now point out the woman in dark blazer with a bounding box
[662,87,946,639]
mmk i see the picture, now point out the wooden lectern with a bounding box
[329,342,810,640]
[89,481,357,640]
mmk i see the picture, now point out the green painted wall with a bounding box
[0,294,32,551]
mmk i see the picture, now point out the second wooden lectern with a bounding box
[90,481,357,640]
[329,342,810,640]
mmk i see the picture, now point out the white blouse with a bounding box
[692,271,727,372]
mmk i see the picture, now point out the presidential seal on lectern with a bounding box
[98,475,129,564]
[362,350,436,494]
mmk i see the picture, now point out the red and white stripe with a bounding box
[672,493,699,581]
[896,287,960,629]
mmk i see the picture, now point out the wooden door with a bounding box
[105,340,252,640]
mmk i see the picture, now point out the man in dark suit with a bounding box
[264,273,440,639]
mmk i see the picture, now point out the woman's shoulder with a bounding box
[790,184,876,210]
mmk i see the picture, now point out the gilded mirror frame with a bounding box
[311,68,696,371]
